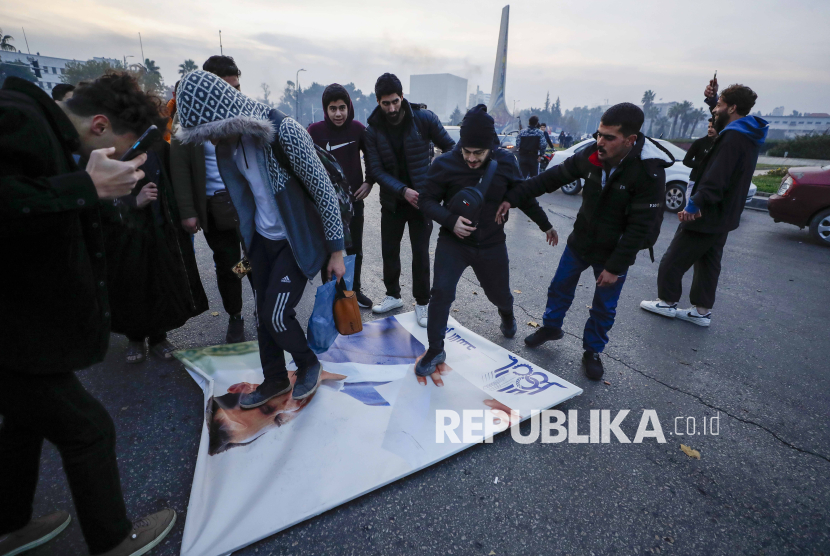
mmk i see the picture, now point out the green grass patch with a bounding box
[753,174,784,194]
[755,163,792,170]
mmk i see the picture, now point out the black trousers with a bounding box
[380,203,433,305]
[657,226,729,309]
[248,234,318,382]
[0,371,131,555]
[321,200,365,292]
[519,154,539,179]
[427,235,513,350]
[203,207,244,317]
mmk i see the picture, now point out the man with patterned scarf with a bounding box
[176,70,345,406]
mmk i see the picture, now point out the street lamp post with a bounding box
[295,68,306,123]
[123,55,134,68]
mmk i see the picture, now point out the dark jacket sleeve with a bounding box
[358,127,375,186]
[426,112,456,153]
[704,96,717,113]
[504,152,584,207]
[0,106,98,224]
[419,159,457,230]
[683,138,703,169]
[504,155,552,231]
[169,137,197,221]
[604,168,666,275]
[364,125,409,199]
[690,132,743,208]
[544,132,554,149]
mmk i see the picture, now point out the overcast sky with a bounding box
[5,0,830,115]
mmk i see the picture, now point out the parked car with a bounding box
[547,138,757,212]
[768,166,830,245]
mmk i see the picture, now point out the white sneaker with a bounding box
[415,304,428,328]
[676,307,711,327]
[372,296,404,314]
[640,299,677,318]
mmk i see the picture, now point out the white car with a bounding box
[548,139,757,212]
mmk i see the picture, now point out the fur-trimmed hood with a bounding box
[175,70,274,146]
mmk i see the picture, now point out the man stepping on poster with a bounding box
[497,103,671,380]
[416,105,555,379]
[175,70,345,407]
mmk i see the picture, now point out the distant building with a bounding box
[765,114,830,140]
[468,85,490,109]
[409,73,468,123]
[0,51,119,93]
[771,106,785,117]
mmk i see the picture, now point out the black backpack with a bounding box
[269,110,354,248]
[445,158,498,228]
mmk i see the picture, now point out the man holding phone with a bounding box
[0,75,175,556]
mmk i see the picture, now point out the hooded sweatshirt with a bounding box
[307,87,373,196]
[684,115,767,233]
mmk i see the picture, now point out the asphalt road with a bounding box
[26,186,830,555]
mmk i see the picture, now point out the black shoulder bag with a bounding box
[445,158,498,228]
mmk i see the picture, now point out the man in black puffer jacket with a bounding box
[498,103,672,380]
[415,105,555,379]
[364,73,455,327]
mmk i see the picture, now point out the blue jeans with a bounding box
[542,246,627,353]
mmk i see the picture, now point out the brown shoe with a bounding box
[100,509,176,556]
[0,511,70,556]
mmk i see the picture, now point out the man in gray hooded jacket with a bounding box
[176,70,345,406]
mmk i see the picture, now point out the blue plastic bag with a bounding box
[307,255,355,354]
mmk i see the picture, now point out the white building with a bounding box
[409,73,468,123]
[0,51,119,93]
[468,85,490,109]
[765,114,830,139]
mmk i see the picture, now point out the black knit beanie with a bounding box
[459,104,498,149]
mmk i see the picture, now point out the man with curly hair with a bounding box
[641,84,768,327]
[0,72,176,556]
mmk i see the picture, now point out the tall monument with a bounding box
[487,5,517,133]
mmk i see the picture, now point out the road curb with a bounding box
[746,196,769,212]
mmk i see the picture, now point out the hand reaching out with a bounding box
[495,201,511,224]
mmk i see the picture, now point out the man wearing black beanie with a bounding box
[416,105,556,380]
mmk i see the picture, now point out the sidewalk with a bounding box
[758,155,829,167]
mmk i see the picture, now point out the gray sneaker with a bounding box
[0,511,70,556]
[292,362,322,400]
[239,376,293,409]
[415,350,446,377]
[99,509,176,556]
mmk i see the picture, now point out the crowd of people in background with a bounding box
[0,48,766,555]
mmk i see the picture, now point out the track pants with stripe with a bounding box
[248,233,318,383]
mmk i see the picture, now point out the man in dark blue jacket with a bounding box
[416,105,555,379]
[641,84,767,327]
[364,73,455,327]
[516,115,546,178]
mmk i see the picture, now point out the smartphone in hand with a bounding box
[120,125,160,161]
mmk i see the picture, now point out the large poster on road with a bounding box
[175,312,582,556]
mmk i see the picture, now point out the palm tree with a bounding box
[641,90,656,134]
[667,103,686,139]
[683,106,707,138]
[0,29,16,52]
[178,59,197,76]
[144,59,160,74]
[654,116,670,138]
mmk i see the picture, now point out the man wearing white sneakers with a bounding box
[641,84,767,327]
[364,73,455,327]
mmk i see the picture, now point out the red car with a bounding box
[768,166,830,246]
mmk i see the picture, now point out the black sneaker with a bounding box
[583,351,604,380]
[293,362,322,400]
[524,326,564,348]
[226,314,246,344]
[415,349,446,377]
[499,310,517,338]
[355,291,373,309]
[240,376,292,409]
